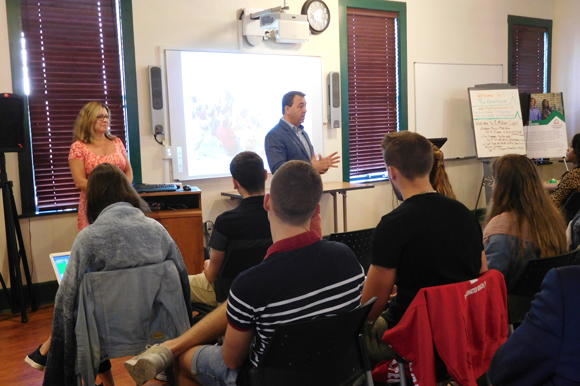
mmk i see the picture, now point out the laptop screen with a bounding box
[49,252,71,284]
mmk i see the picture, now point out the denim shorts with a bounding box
[191,345,239,386]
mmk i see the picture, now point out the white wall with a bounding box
[553,0,580,139]
[2,0,577,286]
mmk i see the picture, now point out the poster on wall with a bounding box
[529,92,565,122]
[525,92,567,159]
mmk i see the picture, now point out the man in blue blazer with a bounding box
[265,91,340,174]
[488,266,580,386]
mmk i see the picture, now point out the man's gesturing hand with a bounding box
[311,152,340,174]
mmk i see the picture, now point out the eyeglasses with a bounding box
[96,114,110,121]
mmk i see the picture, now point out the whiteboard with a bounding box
[165,50,324,180]
[414,63,503,159]
[469,87,526,158]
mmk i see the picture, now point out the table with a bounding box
[222,181,375,233]
[140,189,205,274]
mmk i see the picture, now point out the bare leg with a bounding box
[39,336,51,356]
[163,302,228,357]
[124,302,229,385]
[175,346,205,386]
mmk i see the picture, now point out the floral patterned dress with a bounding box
[68,137,128,230]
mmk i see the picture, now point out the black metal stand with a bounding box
[474,160,493,211]
[0,153,37,322]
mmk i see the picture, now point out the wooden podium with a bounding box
[139,188,204,274]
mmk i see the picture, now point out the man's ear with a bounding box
[387,165,397,181]
[264,169,268,182]
[264,193,271,212]
[232,178,239,190]
[311,203,321,219]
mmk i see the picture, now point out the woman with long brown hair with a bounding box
[484,154,567,290]
[28,164,189,386]
[429,145,456,199]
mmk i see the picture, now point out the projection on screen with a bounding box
[165,50,323,181]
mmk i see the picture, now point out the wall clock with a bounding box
[301,0,330,35]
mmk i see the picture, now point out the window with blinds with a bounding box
[21,0,127,212]
[346,8,399,181]
[511,24,548,93]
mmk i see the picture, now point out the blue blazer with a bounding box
[488,266,580,386]
[265,119,314,174]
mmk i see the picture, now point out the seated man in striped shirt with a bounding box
[125,160,365,386]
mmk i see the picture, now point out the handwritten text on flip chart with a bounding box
[469,89,526,158]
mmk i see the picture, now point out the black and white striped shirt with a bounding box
[227,230,364,367]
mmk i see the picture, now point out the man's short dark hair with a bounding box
[270,160,322,226]
[282,91,306,115]
[381,131,433,180]
[230,151,266,194]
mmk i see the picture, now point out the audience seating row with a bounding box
[188,227,580,386]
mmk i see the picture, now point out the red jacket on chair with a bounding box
[373,270,508,386]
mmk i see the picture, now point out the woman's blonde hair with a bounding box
[429,145,456,199]
[486,154,567,258]
[73,101,112,143]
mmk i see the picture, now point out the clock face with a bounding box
[303,0,330,34]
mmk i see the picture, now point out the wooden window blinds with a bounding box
[21,0,126,212]
[511,24,547,94]
[346,8,399,179]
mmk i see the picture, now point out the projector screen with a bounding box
[165,50,324,181]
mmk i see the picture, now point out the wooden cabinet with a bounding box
[139,189,204,275]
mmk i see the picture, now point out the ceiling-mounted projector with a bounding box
[260,13,310,44]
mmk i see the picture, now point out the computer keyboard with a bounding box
[133,183,178,193]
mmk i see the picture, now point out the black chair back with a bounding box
[329,228,375,273]
[508,250,576,326]
[570,250,580,265]
[249,298,376,386]
[563,192,580,223]
[214,245,270,303]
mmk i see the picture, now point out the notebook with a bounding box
[49,252,71,284]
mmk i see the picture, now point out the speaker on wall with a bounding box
[327,71,341,128]
[0,93,25,153]
[148,65,165,136]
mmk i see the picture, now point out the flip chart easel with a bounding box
[468,84,525,208]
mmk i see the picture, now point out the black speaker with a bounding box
[0,93,25,153]
[149,66,165,136]
[150,66,163,110]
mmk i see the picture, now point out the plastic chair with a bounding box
[191,245,271,322]
[507,250,576,330]
[570,250,580,265]
[378,270,508,386]
[329,228,375,273]
[562,191,580,223]
[214,245,271,302]
[248,298,377,386]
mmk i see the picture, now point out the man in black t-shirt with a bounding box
[361,132,487,331]
[188,151,272,306]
